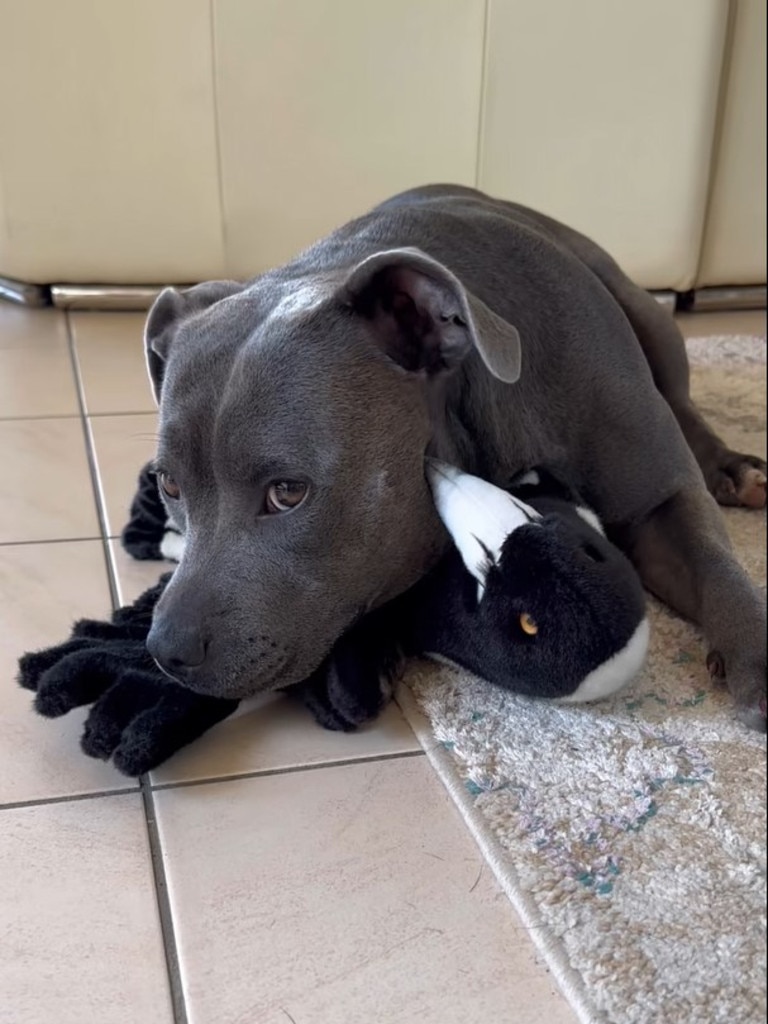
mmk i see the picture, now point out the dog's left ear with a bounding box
[341,248,521,383]
[144,280,244,403]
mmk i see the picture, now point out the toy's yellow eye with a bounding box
[520,613,539,636]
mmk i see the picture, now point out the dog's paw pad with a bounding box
[737,466,767,509]
[709,453,767,509]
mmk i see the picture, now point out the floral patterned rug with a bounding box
[399,335,767,1024]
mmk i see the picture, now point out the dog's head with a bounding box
[144,249,521,698]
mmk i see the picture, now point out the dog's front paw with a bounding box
[325,641,403,729]
[293,670,360,733]
[295,652,401,732]
[295,607,405,731]
[731,668,766,734]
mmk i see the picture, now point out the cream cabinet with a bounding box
[0,1,764,292]
[214,0,485,277]
[697,0,767,287]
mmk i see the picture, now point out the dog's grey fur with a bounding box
[143,185,766,728]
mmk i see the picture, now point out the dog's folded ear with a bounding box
[144,281,244,402]
[341,248,521,383]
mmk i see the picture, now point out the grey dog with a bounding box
[142,184,766,730]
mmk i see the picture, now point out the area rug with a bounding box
[398,335,767,1024]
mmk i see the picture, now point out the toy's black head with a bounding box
[427,461,649,701]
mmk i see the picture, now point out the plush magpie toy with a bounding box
[404,461,650,702]
[18,461,648,775]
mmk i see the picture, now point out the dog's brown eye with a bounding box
[265,480,308,514]
[159,472,181,500]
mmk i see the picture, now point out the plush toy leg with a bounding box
[81,673,238,775]
[20,641,150,718]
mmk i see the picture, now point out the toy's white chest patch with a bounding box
[559,616,650,703]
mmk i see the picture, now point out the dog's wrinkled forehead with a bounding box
[172,278,334,359]
[155,278,394,481]
[159,279,341,405]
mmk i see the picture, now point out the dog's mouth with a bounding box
[154,650,299,701]
[152,657,186,686]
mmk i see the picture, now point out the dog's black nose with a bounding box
[146,624,208,680]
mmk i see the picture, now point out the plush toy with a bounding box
[17,573,240,775]
[121,463,185,562]
[18,460,649,775]
[400,461,650,701]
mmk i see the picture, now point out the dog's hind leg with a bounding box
[526,209,766,509]
[619,484,766,730]
[594,271,765,509]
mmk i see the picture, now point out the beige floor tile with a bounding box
[156,758,576,1024]
[676,308,766,340]
[0,794,173,1024]
[70,311,157,415]
[151,696,422,785]
[0,541,136,804]
[0,305,80,419]
[0,418,100,543]
[89,413,158,536]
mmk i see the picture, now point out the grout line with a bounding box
[88,409,158,417]
[0,412,82,422]
[0,787,137,813]
[65,312,188,1024]
[64,313,120,609]
[0,535,104,548]
[0,750,427,811]
[150,747,427,792]
[0,409,154,421]
[141,779,189,1024]
[0,411,154,424]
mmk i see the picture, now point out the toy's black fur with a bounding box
[18,574,239,775]
[401,470,647,698]
[122,463,181,561]
[19,462,646,775]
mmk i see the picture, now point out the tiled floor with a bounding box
[1,302,765,1024]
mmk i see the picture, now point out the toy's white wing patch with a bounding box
[426,460,540,587]
[575,505,605,536]
[160,528,186,562]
